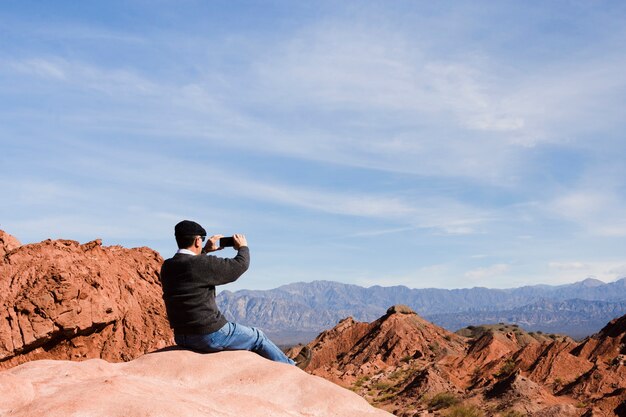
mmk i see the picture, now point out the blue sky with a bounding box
[1,1,626,290]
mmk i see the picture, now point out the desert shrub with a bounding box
[500,410,525,417]
[495,359,516,379]
[374,391,397,403]
[428,392,459,410]
[400,355,413,363]
[471,366,482,381]
[429,342,441,353]
[389,369,409,381]
[353,376,369,388]
[372,381,392,391]
[610,356,622,367]
[447,404,484,417]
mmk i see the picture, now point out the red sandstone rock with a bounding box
[0,235,172,369]
[455,329,528,386]
[0,230,21,257]
[0,349,394,417]
[572,314,626,362]
[521,340,593,386]
[299,316,371,378]
[300,304,626,416]
[302,305,465,378]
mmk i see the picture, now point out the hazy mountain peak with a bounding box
[579,277,605,287]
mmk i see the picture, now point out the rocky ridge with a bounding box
[217,279,626,342]
[293,305,626,416]
[0,230,172,369]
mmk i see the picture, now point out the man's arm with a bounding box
[200,234,250,286]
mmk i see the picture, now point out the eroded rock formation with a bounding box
[0,230,21,257]
[0,231,172,369]
[297,305,626,416]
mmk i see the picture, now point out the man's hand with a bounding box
[233,234,248,249]
[204,235,224,253]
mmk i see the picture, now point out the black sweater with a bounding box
[160,247,250,335]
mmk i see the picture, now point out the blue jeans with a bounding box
[175,322,295,365]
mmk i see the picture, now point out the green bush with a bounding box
[374,391,397,403]
[429,342,441,352]
[500,410,525,417]
[400,355,413,363]
[447,404,484,417]
[495,359,516,379]
[353,376,369,388]
[372,381,392,391]
[427,392,459,410]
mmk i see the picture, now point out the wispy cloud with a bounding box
[2,2,626,289]
[7,57,157,95]
[548,189,626,237]
[465,263,511,280]
[548,260,626,283]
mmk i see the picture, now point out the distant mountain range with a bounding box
[216,278,626,343]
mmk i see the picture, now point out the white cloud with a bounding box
[547,260,626,283]
[7,18,625,191]
[354,263,454,289]
[3,5,626,292]
[465,263,511,280]
[6,57,158,99]
[548,189,626,237]
[548,261,588,270]
[10,59,67,80]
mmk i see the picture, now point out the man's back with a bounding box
[160,248,249,335]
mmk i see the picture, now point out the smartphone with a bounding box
[219,236,235,247]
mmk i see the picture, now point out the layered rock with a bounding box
[299,305,465,382]
[299,302,626,416]
[0,233,172,369]
[0,230,21,257]
[0,349,393,417]
[572,314,626,362]
[485,372,578,416]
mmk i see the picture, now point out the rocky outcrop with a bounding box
[0,235,172,369]
[300,304,626,416]
[299,305,465,383]
[0,349,393,417]
[572,314,626,362]
[298,316,371,378]
[485,372,578,415]
[0,230,21,257]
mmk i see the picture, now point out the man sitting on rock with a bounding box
[160,220,310,368]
